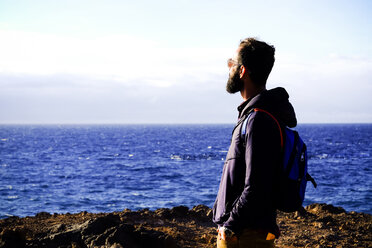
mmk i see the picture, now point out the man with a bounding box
[213,38,297,248]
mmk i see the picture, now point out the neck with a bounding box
[240,85,266,101]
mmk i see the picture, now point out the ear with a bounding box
[239,65,246,78]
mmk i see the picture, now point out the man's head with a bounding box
[226,38,275,94]
[226,57,243,93]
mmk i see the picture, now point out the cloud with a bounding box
[0,29,230,87]
[270,53,372,123]
[1,29,371,123]
[0,29,240,124]
[0,71,238,124]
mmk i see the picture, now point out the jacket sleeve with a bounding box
[223,112,281,232]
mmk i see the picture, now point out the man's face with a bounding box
[226,65,243,94]
[226,49,243,94]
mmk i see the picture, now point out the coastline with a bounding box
[0,203,371,248]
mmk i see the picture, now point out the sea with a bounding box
[0,124,371,219]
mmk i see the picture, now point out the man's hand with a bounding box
[218,227,237,241]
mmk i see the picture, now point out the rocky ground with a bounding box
[0,203,371,248]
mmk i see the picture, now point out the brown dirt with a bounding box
[0,203,371,248]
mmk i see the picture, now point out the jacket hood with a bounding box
[239,87,297,128]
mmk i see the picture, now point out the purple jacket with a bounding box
[212,87,297,235]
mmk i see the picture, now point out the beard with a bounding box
[226,68,243,94]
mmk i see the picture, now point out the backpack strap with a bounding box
[240,107,317,189]
[307,173,318,188]
[284,130,300,176]
[241,108,284,148]
[240,109,254,146]
[253,108,284,148]
[240,112,251,139]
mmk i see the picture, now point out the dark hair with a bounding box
[237,38,275,86]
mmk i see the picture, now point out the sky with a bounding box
[0,0,371,124]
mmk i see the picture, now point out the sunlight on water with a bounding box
[0,124,371,218]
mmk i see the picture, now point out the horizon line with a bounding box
[0,122,371,126]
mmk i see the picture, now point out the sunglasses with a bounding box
[227,58,241,68]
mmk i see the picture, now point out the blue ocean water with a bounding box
[0,124,371,218]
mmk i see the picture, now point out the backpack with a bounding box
[241,108,317,212]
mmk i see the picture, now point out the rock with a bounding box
[315,222,325,229]
[191,205,210,215]
[51,223,66,233]
[35,212,52,218]
[0,203,371,248]
[305,203,346,214]
[318,215,334,225]
[109,243,124,248]
[38,228,83,248]
[154,208,172,219]
[0,228,26,248]
[104,224,136,247]
[90,224,135,247]
[170,206,189,218]
[133,226,178,248]
[81,213,120,236]
[323,233,339,241]
[190,205,213,222]
[80,211,88,216]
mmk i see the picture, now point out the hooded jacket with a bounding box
[212,87,297,235]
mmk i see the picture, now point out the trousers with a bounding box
[217,229,276,248]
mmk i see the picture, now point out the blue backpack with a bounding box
[241,108,317,212]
